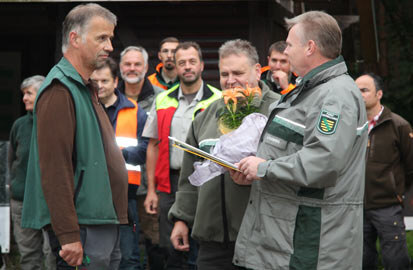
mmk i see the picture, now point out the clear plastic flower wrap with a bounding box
[188,113,268,186]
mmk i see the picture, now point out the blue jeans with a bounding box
[119,198,142,270]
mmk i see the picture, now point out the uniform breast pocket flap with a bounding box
[263,134,288,150]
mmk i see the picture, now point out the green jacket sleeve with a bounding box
[168,122,200,226]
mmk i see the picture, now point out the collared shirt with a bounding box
[368,105,384,134]
[161,68,177,86]
[142,81,204,169]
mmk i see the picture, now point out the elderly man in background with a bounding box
[9,75,55,270]
[116,46,165,269]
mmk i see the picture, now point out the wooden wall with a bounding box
[0,0,293,139]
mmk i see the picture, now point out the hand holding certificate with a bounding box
[168,113,268,187]
[168,136,240,172]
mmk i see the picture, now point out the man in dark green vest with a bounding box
[21,3,128,269]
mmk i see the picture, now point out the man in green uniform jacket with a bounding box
[168,39,280,269]
[231,11,368,270]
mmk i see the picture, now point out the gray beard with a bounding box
[121,72,145,84]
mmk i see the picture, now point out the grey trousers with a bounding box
[11,199,56,270]
[48,224,121,270]
[363,204,411,270]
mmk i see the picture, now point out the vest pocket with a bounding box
[258,193,297,255]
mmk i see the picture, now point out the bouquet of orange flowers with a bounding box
[219,85,262,131]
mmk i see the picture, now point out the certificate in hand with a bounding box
[168,136,240,172]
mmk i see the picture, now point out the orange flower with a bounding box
[222,89,244,112]
[222,89,244,105]
[242,85,261,98]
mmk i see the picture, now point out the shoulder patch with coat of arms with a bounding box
[317,109,340,135]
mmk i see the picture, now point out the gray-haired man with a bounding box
[117,46,164,269]
[118,46,163,109]
[9,75,56,270]
[231,11,368,269]
[22,3,128,269]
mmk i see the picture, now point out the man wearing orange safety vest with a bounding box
[143,41,221,269]
[148,37,180,90]
[91,57,148,270]
[260,40,297,95]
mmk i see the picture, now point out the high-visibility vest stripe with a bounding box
[115,98,141,185]
[116,137,138,148]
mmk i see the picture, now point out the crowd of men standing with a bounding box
[6,2,413,270]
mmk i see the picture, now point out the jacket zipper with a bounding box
[368,117,402,203]
[367,117,391,160]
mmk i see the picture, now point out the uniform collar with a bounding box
[55,57,87,87]
[178,81,204,102]
[299,55,346,88]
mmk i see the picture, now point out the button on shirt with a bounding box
[142,82,204,170]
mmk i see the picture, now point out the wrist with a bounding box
[173,218,188,227]
[147,187,156,194]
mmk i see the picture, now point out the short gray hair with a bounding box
[219,39,259,66]
[61,3,117,53]
[120,46,149,67]
[20,75,45,91]
[285,11,342,59]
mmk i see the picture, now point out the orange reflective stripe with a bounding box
[148,63,168,90]
[261,66,271,73]
[116,98,141,185]
[280,83,296,95]
[148,73,168,90]
[155,62,163,72]
[127,171,140,186]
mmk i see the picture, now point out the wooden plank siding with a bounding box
[0,0,365,139]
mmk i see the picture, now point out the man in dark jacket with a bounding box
[91,57,148,270]
[148,37,180,90]
[356,73,413,270]
[260,41,297,95]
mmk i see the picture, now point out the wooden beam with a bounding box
[356,0,378,72]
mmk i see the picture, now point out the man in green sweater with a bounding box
[9,75,55,270]
[168,39,280,269]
